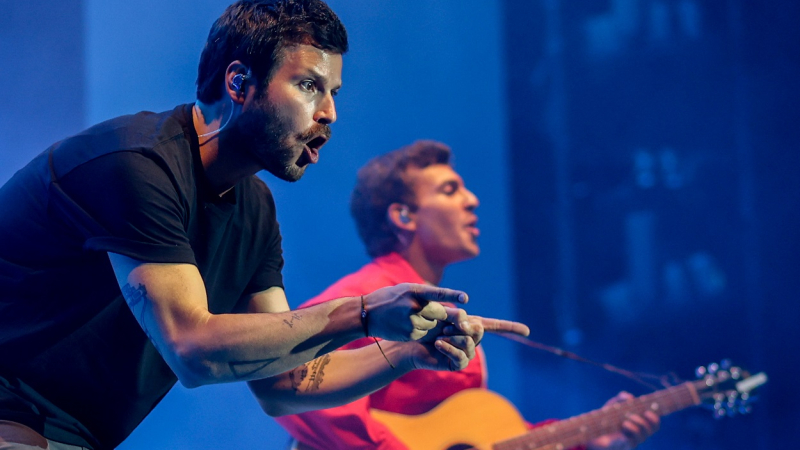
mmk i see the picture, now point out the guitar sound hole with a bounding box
[446,445,474,450]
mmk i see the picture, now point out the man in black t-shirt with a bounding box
[0,1,528,449]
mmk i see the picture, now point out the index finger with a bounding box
[480,317,530,337]
[412,284,469,304]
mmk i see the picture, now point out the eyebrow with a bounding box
[303,68,342,92]
[437,179,462,190]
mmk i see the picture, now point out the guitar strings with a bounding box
[496,332,677,391]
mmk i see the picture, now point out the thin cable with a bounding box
[497,332,669,391]
[197,99,235,138]
[361,295,395,369]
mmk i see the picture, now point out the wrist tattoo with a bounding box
[282,312,303,328]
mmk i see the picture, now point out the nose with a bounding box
[464,188,479,210]
[314,92,337,125]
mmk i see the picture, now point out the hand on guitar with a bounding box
[586,392,661,450]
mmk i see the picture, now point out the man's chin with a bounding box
[441,247,480,266]
[264,164,306,182]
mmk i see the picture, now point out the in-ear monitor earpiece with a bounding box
[231,74,245,93]
[231,69,251,94]
[399,207,411,224]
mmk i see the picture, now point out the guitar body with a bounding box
[367,367,764,450]
[370,389,527,450]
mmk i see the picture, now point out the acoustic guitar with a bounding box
[370,361,766,450]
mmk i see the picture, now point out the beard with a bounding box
[220,94,331,182]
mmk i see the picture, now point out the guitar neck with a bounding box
[494,381,701,450]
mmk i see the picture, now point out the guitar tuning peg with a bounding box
[714,406,727,419]
[708,362,720,375]
[740,405,753,415]
[695,366,707,378]
[730,367,742,379]
[720,359,732,370]
[726,398,739,416]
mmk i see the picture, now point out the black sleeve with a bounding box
[56,151,196,265]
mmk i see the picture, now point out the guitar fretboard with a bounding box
[493,381,700,450]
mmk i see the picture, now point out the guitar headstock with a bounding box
[693,359,767,419]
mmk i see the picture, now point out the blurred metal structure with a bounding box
[505,1,799,448]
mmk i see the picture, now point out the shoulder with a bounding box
[51,105,193,180]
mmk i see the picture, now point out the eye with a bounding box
[331,88,340,97]
[441,182,458,195]
[299,80,317,93]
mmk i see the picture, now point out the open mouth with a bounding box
[465,217,480,237]
[303,135,329,165]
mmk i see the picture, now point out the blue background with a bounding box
[0,0,795,448]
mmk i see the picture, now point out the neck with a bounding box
[399,244,445,285]
[193,99,260,196]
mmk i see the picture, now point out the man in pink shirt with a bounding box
[275,141,661,449]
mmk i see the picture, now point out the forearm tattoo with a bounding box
[120,283,281,379]
[282,312,303,328]
[305,354,332,392]
[288,354,332,394]
[289,363,309,393]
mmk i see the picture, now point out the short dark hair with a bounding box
[196,0,348,103]
[350,140,452,258]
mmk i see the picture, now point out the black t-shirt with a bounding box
[0,104,284,449]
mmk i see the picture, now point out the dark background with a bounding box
[507,1,798,448]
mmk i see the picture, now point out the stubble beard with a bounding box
[221,95,309,182]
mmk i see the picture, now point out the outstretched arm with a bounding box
[249,338,467,417]
[108,253,467,388]
[251,307,530,416]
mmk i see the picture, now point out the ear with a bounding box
[387,203,416,232]
[224,61,251,105]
